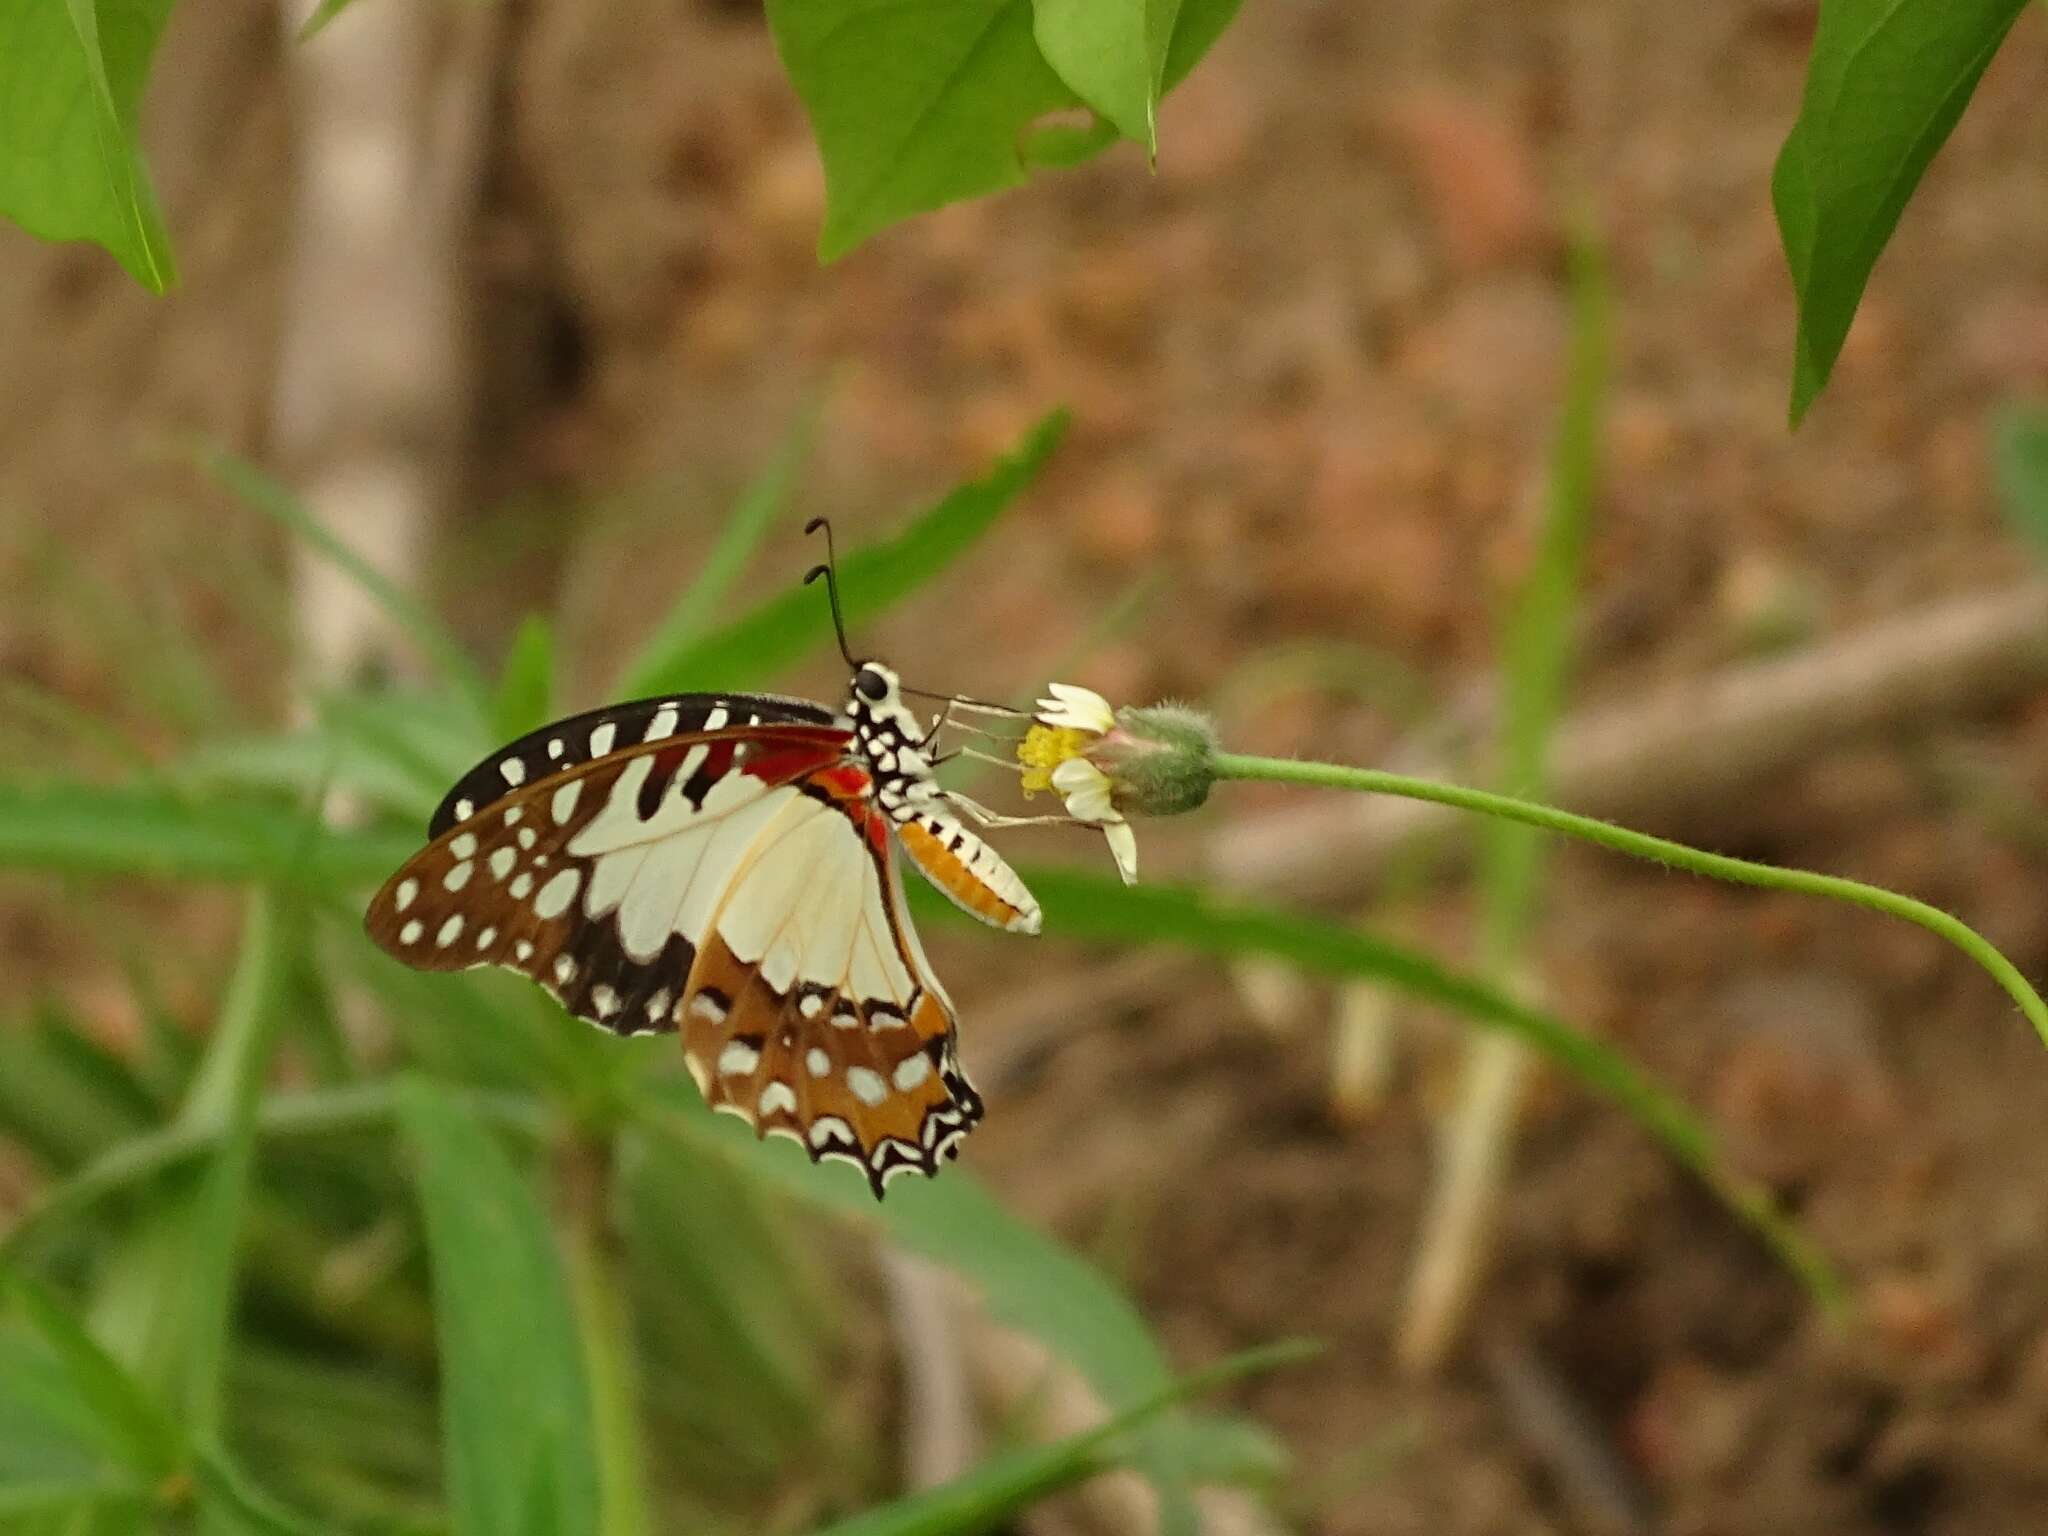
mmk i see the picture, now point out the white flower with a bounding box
[1033,682,1116,734]
[1019,683,1138,885]
[1050,757,1139,884]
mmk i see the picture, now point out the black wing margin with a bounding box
[428,691,841,837]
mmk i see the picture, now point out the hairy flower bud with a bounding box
[1096,703,1218,817]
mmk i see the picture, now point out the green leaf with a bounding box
[395,1076,598,1536]
[805,1340,1314,1536]
[0,0,178,292]
[0,779,415,889]
[199,447,492,718]
[768,0,1078,260]
[0,1264,184,1479]
[1993,401,2048,563]
[1772,0,2029,424]
[634,410,1066,696]
[989,866,1846,1311]
[771,0,1243,257]
[493,617,557,744]
[616,391,828,700]
[1159,0,1241,91]
[1031,0,1176,152]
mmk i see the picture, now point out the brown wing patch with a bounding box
[680,930,977,1197]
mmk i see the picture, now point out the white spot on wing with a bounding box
[703,706,728,731]
[504,806,523,827]
[718,1040,760,1076]
[806,1047,831,1077]
[588,722,616,756]
[555,954,577,985]
[394,878,418,913]
[443,861,473,892]
[450,833,478,860]
[510,872,534,899]
[644,706,679,742]
[591,985,619,1019]
[489,847,516,880]
[518,827,537,850]
[435,915,464,948]
[799,992,824,1019]
[758,1080,796,1116]
[552,780,582,824]
[500,759,526,787]
[847,1067,888,1106]
[476,926,496,950]
[690,992,728,1025]
[534,868,581,919]
[646,988,671,1024]
[548,738,565,759]
[454,798,475,822]
[892,1053,932,1092]
[809,1115,853,1148]
[515,940,534,961]
[400,919,423,945]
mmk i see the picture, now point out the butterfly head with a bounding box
[845,659,925,750]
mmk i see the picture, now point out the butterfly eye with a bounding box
[855,667,890,703]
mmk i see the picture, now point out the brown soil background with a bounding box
[5,2,2048,1533]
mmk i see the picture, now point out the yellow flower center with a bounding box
[1016,723,1091,796]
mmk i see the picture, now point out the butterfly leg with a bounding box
[942,790,1087,831]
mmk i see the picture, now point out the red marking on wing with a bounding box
[863,807,891,857]
[745,740,846,784]
[808,763,873,801]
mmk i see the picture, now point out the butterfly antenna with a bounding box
[803,517,859,668]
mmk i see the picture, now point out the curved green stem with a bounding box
[1212,751,2048,1049]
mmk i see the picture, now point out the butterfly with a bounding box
[365,521,1041,1196]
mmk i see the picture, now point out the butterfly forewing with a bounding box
[427,692,839,837]
[369,705,986,1196]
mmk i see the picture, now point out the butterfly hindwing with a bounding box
[677,790,982,1196]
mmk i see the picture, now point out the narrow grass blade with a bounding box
[396,1076,598,1536]
[979,867,1845,1312]
[3,1084,546,1263]
[1479,229,1606,965]
[1993,401,2048,562]
[0,1265,183,1479]
[0,1007,158,1174]
[493,617,557,745]
[617,391,828,699]
[633,411,1066,696]
[805,1340,1316,1536]
[198,446,491,718]
[0,780,415,890]
[167,892,288,1436]
[558,1139,650,1536]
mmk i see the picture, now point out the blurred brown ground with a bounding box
[4,2,2048,1532]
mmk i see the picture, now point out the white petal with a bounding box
[1053,759,1114,821]
[1034,682,1116,735]
[1103,820,1139,884]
